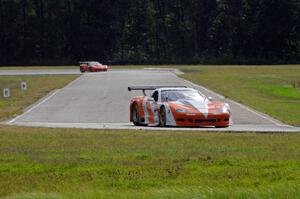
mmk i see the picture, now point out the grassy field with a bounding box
[0,126,300,199]
[0,75,79,121]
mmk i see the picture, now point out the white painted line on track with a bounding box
[8,89,61,124]
[8,74,83,124]
[226,98,288,127]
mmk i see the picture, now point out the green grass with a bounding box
[0,75,79,121]
[0,126,300,198]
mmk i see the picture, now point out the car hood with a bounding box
[172,99,209,110]
[169,99,226,117]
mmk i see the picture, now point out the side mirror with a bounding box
[208,97,213,101]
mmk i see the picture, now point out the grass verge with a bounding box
[0,75,79,121]
[0,126,300,198]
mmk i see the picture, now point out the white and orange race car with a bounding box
[128,86,231,128]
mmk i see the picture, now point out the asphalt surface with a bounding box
[5,69,300,132]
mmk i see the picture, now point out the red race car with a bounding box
[128,86,231,128]
[79,61,108,72]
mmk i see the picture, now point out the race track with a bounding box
[5,69,300,132]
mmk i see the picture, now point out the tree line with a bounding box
[0,0,299,65]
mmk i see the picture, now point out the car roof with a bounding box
[156,87,195,92]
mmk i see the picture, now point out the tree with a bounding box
[0,0,299,65]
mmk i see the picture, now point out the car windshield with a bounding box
[161,90,207,102]
[88,62,100,66]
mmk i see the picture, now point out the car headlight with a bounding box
[218,105,230,114]
[214,104,230,114]
[220,107,229,113]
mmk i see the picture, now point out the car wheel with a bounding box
[132,103,140,126]
[159,106,166,127]
[80,69,85,73]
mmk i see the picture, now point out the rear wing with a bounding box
[128,86,187,95]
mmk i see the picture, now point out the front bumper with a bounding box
[174,113,230,127]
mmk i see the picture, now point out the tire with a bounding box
[80,68,85,73]
[159,106,167,127]
[132,103,140,126]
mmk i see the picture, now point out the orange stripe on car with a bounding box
[146,101,154,124]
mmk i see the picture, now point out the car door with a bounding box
[146,91,159,125]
